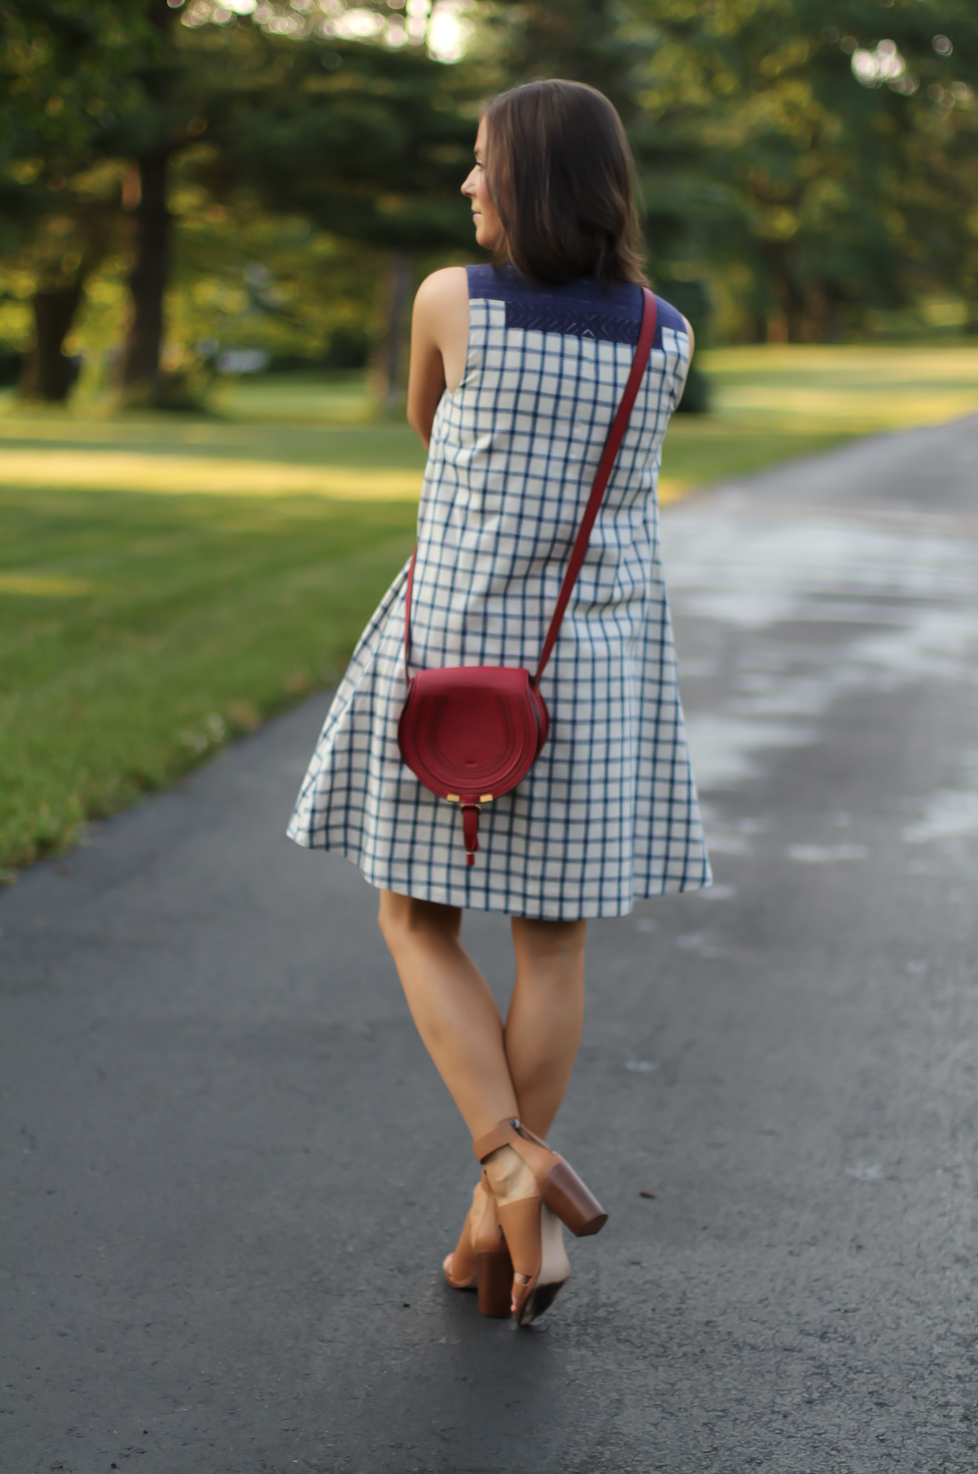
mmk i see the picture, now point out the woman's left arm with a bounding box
[406,267,469,450]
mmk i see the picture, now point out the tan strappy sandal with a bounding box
[473,1119,608,1327]
[443,1174,514,1319]
[473,1119,608,1236]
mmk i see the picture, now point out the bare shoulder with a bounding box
[681,314,695,356]
[413,266,469,322]
[411,266,470,396]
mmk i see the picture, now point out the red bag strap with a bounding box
[404,543,417,675]
[533,287,657,685]
[404,287,657,681]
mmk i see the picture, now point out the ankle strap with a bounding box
[472,1117,554,1162]
[472,1119,519,1162]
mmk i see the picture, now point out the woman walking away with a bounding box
[287,80,711,1326]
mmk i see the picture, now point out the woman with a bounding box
[288,80,711,1325]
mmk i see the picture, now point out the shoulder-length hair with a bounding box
[481,79,647,289]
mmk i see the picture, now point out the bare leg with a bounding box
[377,890,519,1139]
[505,918,586,1138]
[379,895,586,1314]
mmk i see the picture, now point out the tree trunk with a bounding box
[381,249,412,413]
[19,282,85,402]
[762,251,790,343]
[748,311,768,344]
[965,267,978,335]
[803,285,830,343]
[118,150,170,398]
[785,274,810,344]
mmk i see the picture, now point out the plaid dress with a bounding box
[287,265,711,919]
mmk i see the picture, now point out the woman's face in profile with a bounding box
[461,116,505,252]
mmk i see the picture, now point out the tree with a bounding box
[630,0,978,340]
[1,0,479,403]
[0,0,151,398]
[479,0,642,117]
[188,19,478,402]
[112,0,180,396]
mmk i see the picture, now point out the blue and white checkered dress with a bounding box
[287,265,711,919]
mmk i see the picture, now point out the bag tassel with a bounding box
[461,804,481,867]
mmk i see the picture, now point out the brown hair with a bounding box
[481,80,647,289]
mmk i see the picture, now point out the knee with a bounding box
[377,890,460,957]
[512,917,586,965]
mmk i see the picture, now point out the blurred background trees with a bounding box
[0,1,151,398]
[632,0,978,345]
[1,0,976,406]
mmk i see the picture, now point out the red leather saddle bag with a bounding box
[398,288,657,866]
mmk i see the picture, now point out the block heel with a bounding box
[540,1158,608,1238]
[472,1118,608,1240]
[476,1250,513,1318]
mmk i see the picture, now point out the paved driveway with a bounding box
[3,417,978,1472]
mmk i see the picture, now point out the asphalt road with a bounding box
[3,416,978,1474]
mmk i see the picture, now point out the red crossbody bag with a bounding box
[398,287,657,867]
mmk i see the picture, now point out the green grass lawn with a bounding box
[3,343,977,875]
[0,488,418,872]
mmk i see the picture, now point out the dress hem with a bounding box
[286,826,713,920]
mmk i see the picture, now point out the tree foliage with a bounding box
[630,0,978,339]
[0,0,155,395]
[0,0,480,400]
[2,0,976,405]
[195,28,476,252]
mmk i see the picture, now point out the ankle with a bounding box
[482,1145,537,1207]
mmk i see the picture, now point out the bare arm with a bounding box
[406,266,470,449]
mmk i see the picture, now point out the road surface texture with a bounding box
[3,416,978,1474]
